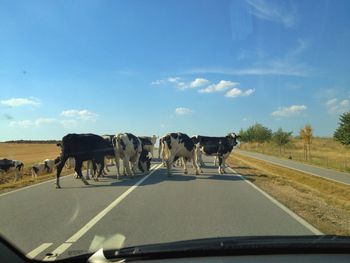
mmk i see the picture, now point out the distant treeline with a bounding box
[3,140,60,144]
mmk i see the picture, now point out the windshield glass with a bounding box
[1,0,350,261]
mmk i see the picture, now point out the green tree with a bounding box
[334,111,350,145]
[273,128,292,155]
[238,129,249,142]
[246,123,272,152]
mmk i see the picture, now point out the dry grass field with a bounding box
[0,143,71,192]
[228,153,350,236]
[239,137,350,172]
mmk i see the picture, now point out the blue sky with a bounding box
[1,0,349,140]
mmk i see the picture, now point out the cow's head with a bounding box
[227,133,240,147]
[191,135,199,144]
[151,135,158,145]
[15,161,24,171]
[138,150,152,173]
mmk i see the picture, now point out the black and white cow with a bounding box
[160,132,200,176]
[138,135,157,158]
[43,158,59,173]
[101,134,116,172]
[31,162,51,178]
[55,133,116,188]
[0,159,24,181]
[113,133,150,179]
[192,133,240,174]
[158,137,166,167]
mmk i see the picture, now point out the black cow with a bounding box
[192,133,240,174]
[160,132,200,176]
[0,159,24,181]
[55,133,115,188]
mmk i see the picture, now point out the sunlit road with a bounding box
[0,155,321,260]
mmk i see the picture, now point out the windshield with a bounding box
[1,0,350,261]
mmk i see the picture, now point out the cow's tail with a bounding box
[162,136,172,160]
[158,138,163,159]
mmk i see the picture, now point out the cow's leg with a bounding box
[56,156,68,188]
[96,163,104,180]
[192,151,200,175]
[221,156,227,173]
[31,169,36,179]
[214,156,218,166]
[92,161,99,180]
[85,161,91,180]
[14,170,19,182]
[114,150,121,179]
[166,154,175,176]
[94,158,104,181]
[75,160,89,185]
[218,156,224,174]
[123,158,132,177]
[195,149,203,173]
[132,152,141,175]
[183,158,188,174]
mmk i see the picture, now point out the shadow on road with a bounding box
[60,164,247,189]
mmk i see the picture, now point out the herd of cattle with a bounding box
[0,132,240,188]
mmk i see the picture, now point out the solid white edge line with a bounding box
[44,163,163,260]
[26,243,53,259]
[236,152,350,186]
[227,166,323,235]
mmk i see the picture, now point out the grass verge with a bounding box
[228,153,350,236]
[0,170,74,194]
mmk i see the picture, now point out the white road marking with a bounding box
[236,152,350,186]
[26,243,53,259]
[43,243,73,261]
[0,165,159,198]
[44,163,162,260]
[227,166,323,235]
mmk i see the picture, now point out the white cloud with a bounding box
[34,118,56,126]
[61,109,98,121]
[167,77,180,83]
[243,88,255,96]
[151,77,209,90]
[199,80,239,93]
[326,98,350,114]
[225,88,255,98]
[245,0,297,28]
[1,97,40,107]
[271,105,307,117]
[187,61,309,77]
[9,120,33,128]
[151,79,165,85]
[190,78,210,88]
[9,118,57,128]
[175,107,192,115]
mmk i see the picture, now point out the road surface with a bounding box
[0,156,321,261]
[236,150,350,186]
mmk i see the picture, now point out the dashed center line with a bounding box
[42,163,162,261]
[26,243,53,259]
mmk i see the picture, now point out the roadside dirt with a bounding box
[228,153,350,236]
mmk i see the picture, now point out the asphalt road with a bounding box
[236,150,350,186]
[0,155,321,261]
